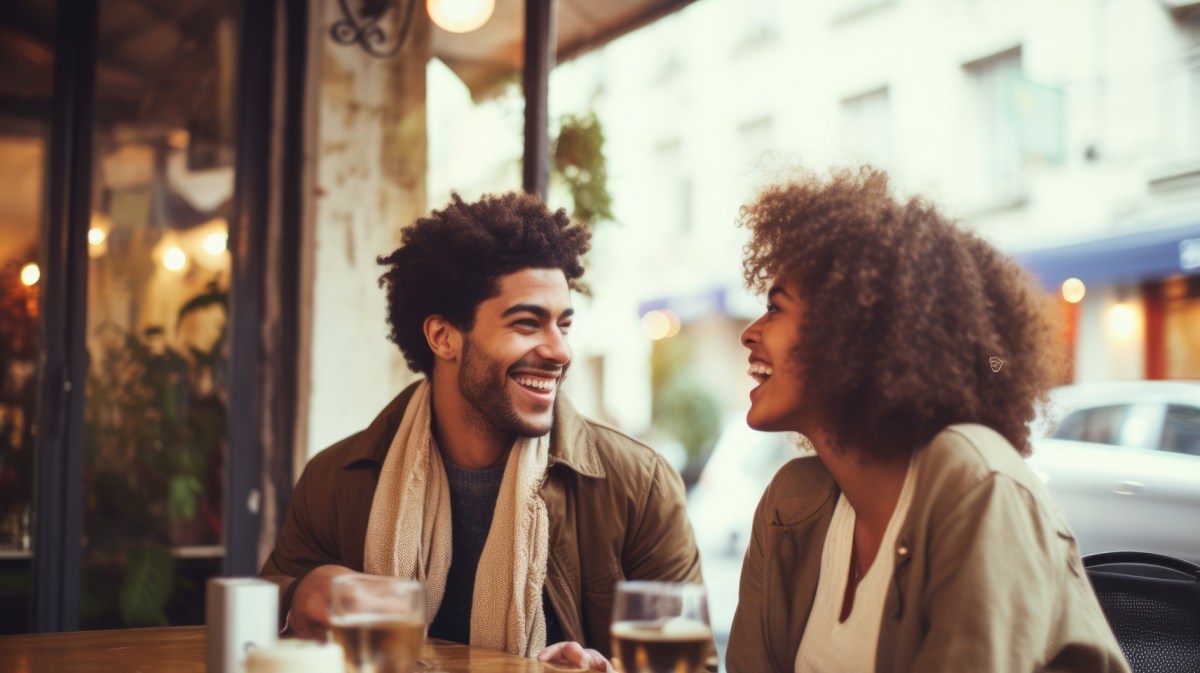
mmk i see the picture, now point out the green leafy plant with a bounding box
[552,112,614,226]
[650,335,721,461]
[81,284,227,628]
[118,545,175,626]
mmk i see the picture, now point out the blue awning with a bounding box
[1013,222,1200,288]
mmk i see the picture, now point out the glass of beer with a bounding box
[329,575,426,673]
[610,581,712,673]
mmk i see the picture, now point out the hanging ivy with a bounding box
[552,112,614,226]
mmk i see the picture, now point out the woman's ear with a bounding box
[424,315,462,364]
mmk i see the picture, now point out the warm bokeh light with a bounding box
[1107,303,1138,340]
[19,262,40,287]
[88,227,106,246]
[663,310,681,338]
[642,310,671,340]
[1061,278,1086,304]
[427,0,494,33]
[204,232,228,255]
[163,246,187,271]
[641,310,681,340]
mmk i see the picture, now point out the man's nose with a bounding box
[537,327,571,365]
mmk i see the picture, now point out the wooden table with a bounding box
[0,626,561,672]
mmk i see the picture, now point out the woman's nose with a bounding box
[741,316,764,349]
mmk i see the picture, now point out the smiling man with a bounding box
[260,192,705,670]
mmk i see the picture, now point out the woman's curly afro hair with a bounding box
[741,166,1066,457]
[378,191,591,375]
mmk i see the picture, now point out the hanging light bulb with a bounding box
[20,263,40,287]
[204,232,228,255]
[163,246,187,271]
[427,0,495,33]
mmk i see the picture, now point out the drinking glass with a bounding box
[329,575,425,673]
[610,581,712,673]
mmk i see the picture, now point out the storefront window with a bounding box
[80,0,239,628]
[0,0,55,634]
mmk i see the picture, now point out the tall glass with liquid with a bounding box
[329,575,425,673]
[610,581,712,673]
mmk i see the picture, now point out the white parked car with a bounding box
[1028,381,1200,563]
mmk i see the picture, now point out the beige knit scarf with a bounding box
[362,380,550,656]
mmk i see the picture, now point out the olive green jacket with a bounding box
[260,381,704,657]
[727,424,1131,673]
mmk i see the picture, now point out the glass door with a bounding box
[0,0,55,634]
[79,0,241,628]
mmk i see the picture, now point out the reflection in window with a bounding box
[80,0,238,629]
[1052,405,1130,446]
[1162,405,1200,457]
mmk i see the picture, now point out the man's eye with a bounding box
[766,302,779,313]
[516,319,539,329]
[558,322,573,333]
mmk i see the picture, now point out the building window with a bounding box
[1185,47,1200,160]
[654,139,692,235]
[840,86,891,167]
[833,0,894,24]
[964,48,1023,206]
[736,116,774,198]
[741,0,779,44]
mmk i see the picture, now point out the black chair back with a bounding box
[1084,551,1200,673]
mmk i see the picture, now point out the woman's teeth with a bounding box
[748,364,773,382]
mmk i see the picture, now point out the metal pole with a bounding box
[32,0,96,633]
[226,0,276,576]
[522,0,557,199]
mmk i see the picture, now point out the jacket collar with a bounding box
[340,379,606,478]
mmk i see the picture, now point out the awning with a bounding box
[1013,222,1200,288]
[433,0,699,99]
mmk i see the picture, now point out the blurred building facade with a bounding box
[431,0,1200,452]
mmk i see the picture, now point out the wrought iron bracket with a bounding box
[330,0,417,58]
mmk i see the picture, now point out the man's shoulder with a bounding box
[306,431,367,471]
[587,417,670,473]
[558,409,677,492]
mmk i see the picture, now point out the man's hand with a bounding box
[286,564,357,640]
[537,641,614,671]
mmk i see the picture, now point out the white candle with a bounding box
[244,639,345,673]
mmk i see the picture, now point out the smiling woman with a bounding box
[726,166,1130,673]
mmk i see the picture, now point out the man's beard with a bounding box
[458,336,562,438]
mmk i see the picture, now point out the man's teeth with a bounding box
[515,377,556,391]
[748,364,773,377]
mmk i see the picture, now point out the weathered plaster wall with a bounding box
[299,1,427,464]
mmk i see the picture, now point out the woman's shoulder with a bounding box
[754,455,838,527]
[915,424,1050,512]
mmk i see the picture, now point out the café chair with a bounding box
[1083,551,1200,673]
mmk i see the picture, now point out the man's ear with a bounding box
[424,315,462,364]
